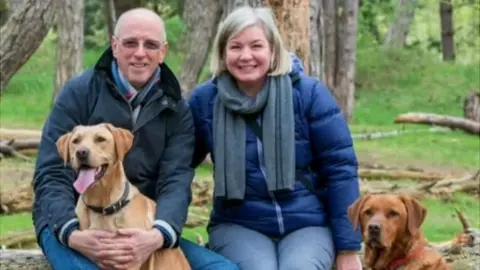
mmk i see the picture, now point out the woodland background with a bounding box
[0,0,479,269]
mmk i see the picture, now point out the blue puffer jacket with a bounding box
[188,56,362,252]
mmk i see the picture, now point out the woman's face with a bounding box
[224,25,272,87]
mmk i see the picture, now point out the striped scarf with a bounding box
[110,60,161,124]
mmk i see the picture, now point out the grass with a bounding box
[0,26,479,245]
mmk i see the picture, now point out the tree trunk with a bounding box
[178,0,223,96]
[322,0,337,92]
[0,0,57,94]
[223,0,264,17]
[114,0,143,18]
[309,0,323,79]
[384,0,417,48]
[333,0,358,122]
[0,0,25,27]
[440,0,455,61]
[464,92,480,122]
[265,0,310,75]
[52,0,84,105]
[104,0,116,39]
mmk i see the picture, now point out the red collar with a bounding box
[389,247,425,270]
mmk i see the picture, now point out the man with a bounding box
[32,8,238,270]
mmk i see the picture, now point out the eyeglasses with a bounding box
[114,36,165,50]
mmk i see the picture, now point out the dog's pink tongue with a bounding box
[73,169,96,194]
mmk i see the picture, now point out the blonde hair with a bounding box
[210,6,291,76]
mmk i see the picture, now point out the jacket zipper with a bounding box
[255,118,285,236]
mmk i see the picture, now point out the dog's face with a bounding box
[348,194,427,249]
[56,123,133,194]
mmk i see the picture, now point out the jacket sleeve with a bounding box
[32,79,84,246]
[152,99,195,248]
[187,91,209,168]
[307,81,362,253]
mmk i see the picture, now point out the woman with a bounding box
[188,6,362,270]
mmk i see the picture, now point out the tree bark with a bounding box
[52,0,84,105]
[384,0,417,48]
[104,0,116,39]
[322,0,337,92]
[265,0,310,75]
[0,0,25,27]
[0,0,57,93]
[178,0,223,96]
[309,0,323,79]
[463,91,480,122]
[440,0,455,61]
[394,112,480,136]
[333,0,358,122]
[223,0,264,17]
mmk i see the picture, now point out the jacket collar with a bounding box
[94,46,182,102]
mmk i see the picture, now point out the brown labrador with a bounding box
[56,123,191,270]
[348,193,449,270]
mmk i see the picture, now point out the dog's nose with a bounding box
[368,224,381,236]
[76,147,89,161]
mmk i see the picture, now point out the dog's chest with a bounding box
[88,211,127,231]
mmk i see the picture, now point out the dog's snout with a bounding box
[76,147,90,161]
[368,224,381,235]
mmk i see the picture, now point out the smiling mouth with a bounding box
[73,164,109,194]
[131,63,147,68]
[78,164,108,180]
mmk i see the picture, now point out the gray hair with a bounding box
[113,8,167,42]
[210,6,291,76]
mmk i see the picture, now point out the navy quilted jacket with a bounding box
[188,56,362,252]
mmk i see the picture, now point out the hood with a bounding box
[288,53,305,80]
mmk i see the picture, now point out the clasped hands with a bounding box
[68,228,164,270]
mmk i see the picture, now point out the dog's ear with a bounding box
[401,195,427,235]
[348,194,371,231]
[56,132,72,164]
[104,123,133,161]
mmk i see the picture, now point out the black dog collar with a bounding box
[83,181,131,215]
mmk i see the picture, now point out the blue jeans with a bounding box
[208,223,335,270]
[38,227,239,270]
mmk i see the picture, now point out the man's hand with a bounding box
[100,228,164,269]
[336,252,362,270]
[68,229,132,269]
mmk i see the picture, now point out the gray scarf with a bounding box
[213,72,295,200]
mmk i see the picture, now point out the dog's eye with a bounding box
[72,137,80,144]
[387,210,399,218]
[95,136,106,143]
[364,209,373,216]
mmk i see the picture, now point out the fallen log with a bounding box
[358,168,455,181]
[0,185,34,215]
[352,127,449,140]
[394,112,480,135]
[360,170,480,199]
[0,128,41,140]
[0,139,40,160]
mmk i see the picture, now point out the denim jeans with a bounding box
[38,226,239,270]
[208,223,335,270]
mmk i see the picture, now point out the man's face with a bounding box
[111,16,168,88]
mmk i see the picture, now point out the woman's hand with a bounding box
[336,252,362,270]
[100,228,164,269]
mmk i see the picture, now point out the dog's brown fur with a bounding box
[348,193,449,270]
[56,123,191,270]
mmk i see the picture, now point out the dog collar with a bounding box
[389,247,425,270]
[84,181,131,216]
